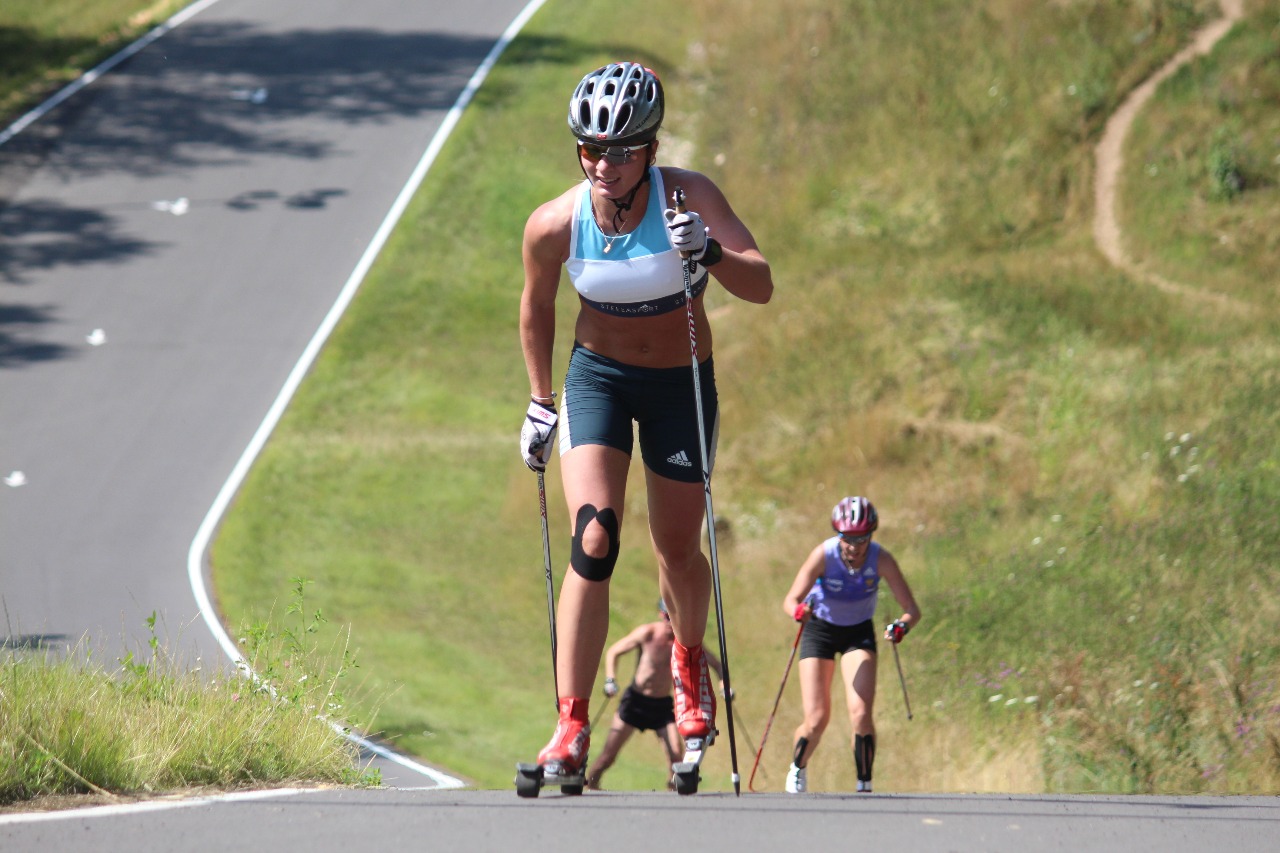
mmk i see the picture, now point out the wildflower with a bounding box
[1005,698,1019,706]
[1032,537,1042,545]
[990,694,1004,702]
[1180,433,1192,443]
[1024,696,1038,704]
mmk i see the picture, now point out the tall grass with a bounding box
[0,592,369,805]
[211,0,1279,794]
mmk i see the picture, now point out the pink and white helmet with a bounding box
[831,496,878,536]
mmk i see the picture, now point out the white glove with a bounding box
[663,207,709,259]
[520,399,558,472]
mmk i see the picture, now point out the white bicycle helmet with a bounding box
[568,62,664,145]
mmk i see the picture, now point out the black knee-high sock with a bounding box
[854,734,875,782]
[792,737,809,768]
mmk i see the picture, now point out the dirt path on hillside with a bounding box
[1092,0,1246,311]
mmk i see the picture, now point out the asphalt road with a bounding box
[2,0,1276,847]
[0,0,544,787]
[3,788,1279,852]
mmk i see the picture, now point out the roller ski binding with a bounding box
[515,697,589,798]
[670,640,717,796]
[671,731,715,795]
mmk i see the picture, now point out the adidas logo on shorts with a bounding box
[667,450,693,467]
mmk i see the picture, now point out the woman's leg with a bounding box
[841,649,877,736]
[646,469,721,737]
[842,649,877,787]
[555,444,632,698]
[792,656,835,766]
[644,471,710,647]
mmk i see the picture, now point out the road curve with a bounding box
[0,0,544,787]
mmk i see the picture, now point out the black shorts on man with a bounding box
[618,685,677,732]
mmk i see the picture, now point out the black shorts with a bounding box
[618,685,676,732]
[560,343,717,484]
[799,617,877,660]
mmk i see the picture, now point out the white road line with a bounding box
[185,0,552,788]
[3,0,551,794]
[0,787,314,825]
[0,0,225,149]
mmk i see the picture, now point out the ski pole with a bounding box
[891,639,913,721]
[748,614,806,792]
[589,692,614,733]
[537,470,559,711]
[673,186,740,795]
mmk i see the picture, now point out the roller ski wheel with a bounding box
[514,761,587,798]
[670,734,713,796]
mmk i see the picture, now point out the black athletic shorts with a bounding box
[799,617,878,660]
[560,342,717,484]
[618,685,676,732]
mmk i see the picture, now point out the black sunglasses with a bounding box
[840,533,872,545]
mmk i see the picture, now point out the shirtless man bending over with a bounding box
[587,600,724,790]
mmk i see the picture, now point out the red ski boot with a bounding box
[671,640,716,740]
[537,697,590,774]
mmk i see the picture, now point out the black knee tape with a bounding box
[793,736,810,768]
[855,733,875,782]
[570,504,620,582]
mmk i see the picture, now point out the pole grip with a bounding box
[672,186,691,258]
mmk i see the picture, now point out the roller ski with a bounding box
[671,731,715,795]
[515,697,589,798]
[670,640,717,796]
[515,759,587,798]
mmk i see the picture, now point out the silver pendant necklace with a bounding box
[591,195,624,253]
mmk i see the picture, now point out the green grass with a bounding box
[211,0,1280,794]
[0,598,371,805]
[0,0,1253,799]
[0,0,189,124]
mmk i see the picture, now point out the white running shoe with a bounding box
[785,762,807,793]
[857,779,873,793]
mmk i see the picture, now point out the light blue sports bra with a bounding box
[566,167,708,317]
